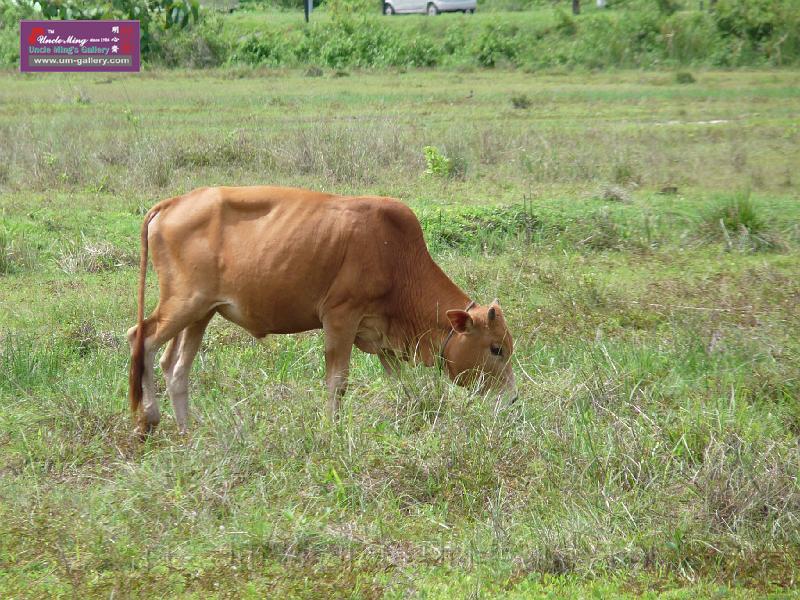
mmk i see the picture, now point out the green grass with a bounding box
[1,69,799,597]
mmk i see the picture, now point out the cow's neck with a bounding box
[399,261,471,367]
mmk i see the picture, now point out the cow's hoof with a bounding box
[135,419,158,441]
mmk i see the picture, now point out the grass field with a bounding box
[1,68,799,597]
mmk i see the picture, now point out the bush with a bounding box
[419,204,539,252]
[231,30,293,66]
[662,11,721,65]
[148,14,228,67]
[8,0,201,57]
[6,0,800,70]
[710,192,764,234]
[474,23,519,67]
[712,0,800,65]
[700,191,781,252]
[715,0,778,43]
[511,93,532,109]
[423,146,452,177]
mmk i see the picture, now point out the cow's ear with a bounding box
[488,299,501,322]
[447,310,473,334]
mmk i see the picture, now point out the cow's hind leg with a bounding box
[128,299,208,436]
[159,332,183,390]
[163,313,213,434]
[321,313,360,421]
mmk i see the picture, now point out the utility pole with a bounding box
[572,0,580,15]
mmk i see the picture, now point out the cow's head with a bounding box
[443,300,517,402]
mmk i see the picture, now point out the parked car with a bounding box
[383,0,475,16]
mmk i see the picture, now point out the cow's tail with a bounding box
[129,199,173,419]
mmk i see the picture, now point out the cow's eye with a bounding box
[490,345,503,357]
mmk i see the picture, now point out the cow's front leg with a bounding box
[321,314,359,421]
[379,349,402,378]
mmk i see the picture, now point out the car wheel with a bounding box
[427,3,439,15]
[384,3,394,14]
[464,8,474,13]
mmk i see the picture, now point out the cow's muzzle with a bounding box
[504,370,518,405]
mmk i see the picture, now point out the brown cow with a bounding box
[128,186,516,436]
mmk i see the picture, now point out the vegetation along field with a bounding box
[2,0,800,69]
[1,67,800,597]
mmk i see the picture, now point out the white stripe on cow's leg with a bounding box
[166,313,213,435]
[137,300,209,436]
[141,333,161,431]
[322,313,359,422]
[159,331,183,390]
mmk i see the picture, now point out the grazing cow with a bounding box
[128,186,516,436]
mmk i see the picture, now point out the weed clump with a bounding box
[57,240,137,274]
[420,204,538,252]
[63,320,121,356]
[510,93,532,109]
[0,229,37,275]
[612,162,640,186]
[701,191,781,252]
[713,192,763,233]
[598,185,632,204]
[579,207,630,251]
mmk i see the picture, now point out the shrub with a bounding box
[662,11,720,65]
[714,0,778,44]
[554,8,578,37]
[474,23,519,67]
[701,191,781,252]
[423,146,452,177]
[9,0,201,57]
[511,93,532,109]
[422,145,466,178]
[712,192,764,234]
[388,35,441,68]
[654,0,678,16]
[231,31,293,66]
[326,0,375,21]
[148,14,228,67]
[5,0,800,71]
[419,204,539,252]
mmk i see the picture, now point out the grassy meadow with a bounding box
[1,68,800,597]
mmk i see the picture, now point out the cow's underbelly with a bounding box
[212,245,335,336]
[216,296,323,338]
[217,295,390,353]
